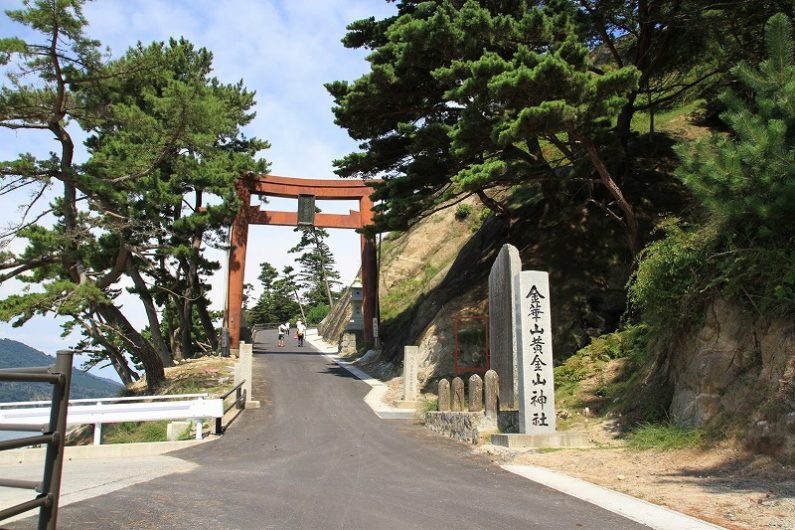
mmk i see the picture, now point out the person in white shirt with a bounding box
[296,320,306,347]
[278,322,289,347]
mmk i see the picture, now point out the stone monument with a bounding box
[438,379,450,412]
[514,270,556,433]
[484,370,499,419]
[397,345,421,409]
[488,244,521,408]
[451,377,465,411]
[487,246,588,448]
[234,341,260,409]
[468,374,483,412]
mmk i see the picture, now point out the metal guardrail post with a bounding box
[215,380,247,434]
[38,349,73,530]
[0,349,74,528]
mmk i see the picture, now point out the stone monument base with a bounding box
[490,431,589,449]
[339,332,358,356]
[395,400,421,410]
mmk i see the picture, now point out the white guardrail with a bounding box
[0,394,225,445]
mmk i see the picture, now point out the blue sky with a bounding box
[0,0,395,380]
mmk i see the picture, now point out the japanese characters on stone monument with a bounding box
[488,244,521,408]
[402,346,420,402]
[514,270,556,433]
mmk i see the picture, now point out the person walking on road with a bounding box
[277,322,289,347]
[296,320,306,347]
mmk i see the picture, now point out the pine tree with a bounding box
[675,13,795,241]
[631,13,795,327]
[289,226,341,308]
[0,1,268,388]
[247,263,302,326]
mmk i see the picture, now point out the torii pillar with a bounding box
[226,174,380,352]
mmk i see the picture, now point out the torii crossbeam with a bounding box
[226,173,379,351]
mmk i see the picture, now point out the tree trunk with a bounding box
[126,259,172,365]
[616,94,638,150]
[106,346,139,386]
[181,266,194,359]
[166,305,182,361]
[180,190,207,358]
[578,134,640,257]
[475,189,516,229]
[83,316,139,386]
[95,302,165,391]
[193,276,219,351]
[312,229,335,307]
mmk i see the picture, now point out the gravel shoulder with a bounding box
[474,422,795,530]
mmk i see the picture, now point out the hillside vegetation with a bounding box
[339,6,795,464]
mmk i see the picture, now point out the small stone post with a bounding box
[484,369,499,419]
[438,379,451,412]
[452,377,465,411]
[468,374,483,412]
[235,342,260,409]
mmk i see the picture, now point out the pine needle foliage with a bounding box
[630,13,795,325]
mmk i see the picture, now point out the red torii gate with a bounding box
[226,173,379,351]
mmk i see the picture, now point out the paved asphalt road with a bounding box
[7,331,648,529]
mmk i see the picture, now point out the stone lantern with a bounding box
[348,282,364,331]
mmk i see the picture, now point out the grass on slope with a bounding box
[93,356,237,445]
[630,99,707,137]
[554,325,707,451]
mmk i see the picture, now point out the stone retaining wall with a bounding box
[424,411,497,444]
[497,410,519,433]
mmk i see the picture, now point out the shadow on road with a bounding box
[315,364,360,380]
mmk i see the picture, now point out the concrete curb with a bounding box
[502,464,726,530]
[304,329,416,420]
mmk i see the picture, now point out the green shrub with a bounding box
[628,219,714,328]
[454,203,472,220]
[555,325,651,386]
[306,304,330,325]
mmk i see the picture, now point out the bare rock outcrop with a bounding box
[668,298,795,461]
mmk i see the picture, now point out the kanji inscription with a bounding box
[514,270,556,434]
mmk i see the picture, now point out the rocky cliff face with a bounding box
[667,298,795,462]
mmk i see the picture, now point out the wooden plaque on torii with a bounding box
[226,173,380,350]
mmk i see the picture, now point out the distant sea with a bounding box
[0,430,28,442]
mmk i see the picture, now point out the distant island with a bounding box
[0,338,123,403]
